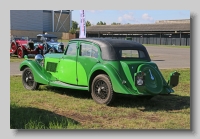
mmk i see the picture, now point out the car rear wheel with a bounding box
[91,74,115,105]
[22,67,39,90]
[17,47,24,58]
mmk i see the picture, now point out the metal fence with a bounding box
[83,33,190,46]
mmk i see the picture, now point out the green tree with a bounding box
[69,28,76,34]
[86,21,91,27]
[97,21,106,25]
[72,20,78,29]
[97,21,101,25]
[111,22,121,25]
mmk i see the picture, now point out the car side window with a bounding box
[138,50,145,58]
[66,43,77,55]
[80,43,98,58]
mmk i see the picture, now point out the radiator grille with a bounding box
[46,62,57,72]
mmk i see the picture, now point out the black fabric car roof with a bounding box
[70,38,151,61]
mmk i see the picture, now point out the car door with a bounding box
[57,42,78,85]
[76,42,100,86]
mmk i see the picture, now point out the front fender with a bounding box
[88,63,137,95]
[19,60,54,85]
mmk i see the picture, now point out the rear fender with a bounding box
[88,63,137,95]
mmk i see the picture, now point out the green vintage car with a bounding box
[19,38,180,105]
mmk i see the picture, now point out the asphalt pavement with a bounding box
[146,46,190,69]
[10,46,190,76]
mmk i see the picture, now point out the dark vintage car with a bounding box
[19,38,180,105]
[10,36,44,58]
[34,34,64,54]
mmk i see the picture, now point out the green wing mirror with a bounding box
[168,71,180,88]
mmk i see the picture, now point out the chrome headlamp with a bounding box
[35,54,44,65]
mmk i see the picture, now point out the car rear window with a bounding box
[117,49,146,60]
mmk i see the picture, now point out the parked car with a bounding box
[34,34,64,54]
[10,36,44,58]
[10,36,27,56]
[19,38,180,105]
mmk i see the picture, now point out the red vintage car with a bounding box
[10,36,44,58]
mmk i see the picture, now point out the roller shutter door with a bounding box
[10,10,43,31]
[43,11,52,32]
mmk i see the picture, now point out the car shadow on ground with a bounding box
[45,86,91,99]
[44,86,190,112]
[111,94,190,112]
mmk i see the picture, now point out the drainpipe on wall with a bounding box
[52,10,54,32]
[180,31,181,46]
[160,33,161,45]
[70,10,73,30]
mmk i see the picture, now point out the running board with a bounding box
[49,80,88,90]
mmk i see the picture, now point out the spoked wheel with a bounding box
[11,42,17,54]
[22,67,39,90]
[17,47,24,58]
[91,74,115,105]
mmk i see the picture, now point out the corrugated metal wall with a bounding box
[43,11,52,32]
[10,10,43,31]
[11,10,71,33]
[85,33,190,46]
